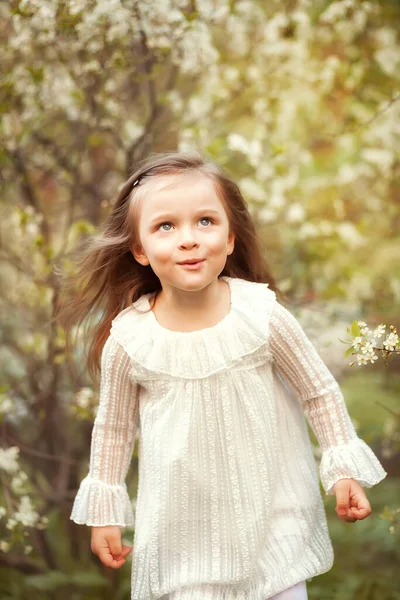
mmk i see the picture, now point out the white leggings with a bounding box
[269,580,308,600]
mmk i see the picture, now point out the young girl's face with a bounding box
[132,173,235,291]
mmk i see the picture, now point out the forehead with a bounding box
[136,173,226,219]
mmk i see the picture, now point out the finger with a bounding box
[335,481,351,516]
[349,506,371,520]
[108,536,123,559]
[343,515,357,523]
[339,508,357,523]
[97,548,126,568]
[349,493,371,517]
[121,545,132,558]
[356,498,371,514]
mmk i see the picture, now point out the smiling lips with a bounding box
[178,259,205,265]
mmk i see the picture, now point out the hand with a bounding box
[91,525,132,569]
[333,478,372,523]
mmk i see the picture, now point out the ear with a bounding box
[227,230,235,256]
[132,243,150,266]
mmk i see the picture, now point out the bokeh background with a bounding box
[0,0,399,598]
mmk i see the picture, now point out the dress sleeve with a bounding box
[70,335,140,526]
[269,300,387,495]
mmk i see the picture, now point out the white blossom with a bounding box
[298,222,319,239]
[372,324,386,339]
[227,133,250,154]
[361,341,374,355]
[75,387,95,409]
[373,26,397,48]
[223,66,240,83]
[383,333,399,352]
[174,21,219,74]
[123,121,144,145]
[246,65,261,81]
[256,163,274,181]
[352,336,363,351]
[225,14,250,56]
[6,518,18,530]
[319,221,334,236]
[257,206,276,223]
[356,354,368,366]
[374,46,400,77]
[361,149,394,176]
[336,222,366,249]
[0,394,15,416]
[0,447,20,474]
[239,178,265,202]
[320,0,351,24]
[318,55,341,92]
[166,91,184,114]
[37,516,49,530]
[263,13,289,43]
[11,471,29,494]
[286,203,305,223]
[68,0,87,16]
[14,495,40,527]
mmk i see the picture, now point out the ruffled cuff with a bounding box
[70,475,135,527]
[320,437,387,496]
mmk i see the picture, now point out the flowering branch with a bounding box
[340,319,399,534]
[340,320,399,367]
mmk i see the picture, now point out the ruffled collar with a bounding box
[110,276,276,378]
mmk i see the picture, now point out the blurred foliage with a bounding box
[0,0,399,598]
[309,479,400,600]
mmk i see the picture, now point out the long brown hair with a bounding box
[55,150,286,383]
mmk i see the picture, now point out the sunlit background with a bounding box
[0,0,399,598]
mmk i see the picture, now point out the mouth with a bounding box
[178,259,205,265]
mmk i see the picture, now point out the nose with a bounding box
[178,226,199,249]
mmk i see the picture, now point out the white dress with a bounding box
[70,276,387,600]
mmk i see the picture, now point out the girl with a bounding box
[61,151,387,600]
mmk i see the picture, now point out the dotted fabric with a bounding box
[70,276,386,600]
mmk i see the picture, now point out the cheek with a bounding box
[148,237,175,261]
[206,229,231,250]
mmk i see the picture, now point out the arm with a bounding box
[70,335,140,526]
[269,300,387,495]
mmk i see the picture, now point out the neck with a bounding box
[152,277,230,330]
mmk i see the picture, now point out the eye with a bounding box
[159,222,173,231]
[157,217,213,231]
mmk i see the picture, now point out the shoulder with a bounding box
[230,276,276,297]
[105,294,153,358]
[100,333,134,374]
[110,292,152,329]
[230,277,276,314]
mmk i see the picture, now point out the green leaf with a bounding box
[88,133,104,147]
[53,353,65,364]
[72,220,95,235]
[35,234,45,247]
[25,571,70,591]
[345,346,354,357]
[351,320,361,337]
[69,571,109,588]
[380,506,393,520]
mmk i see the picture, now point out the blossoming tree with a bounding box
[0,0,399,594]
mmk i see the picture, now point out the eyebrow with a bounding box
[149,208,222,226]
